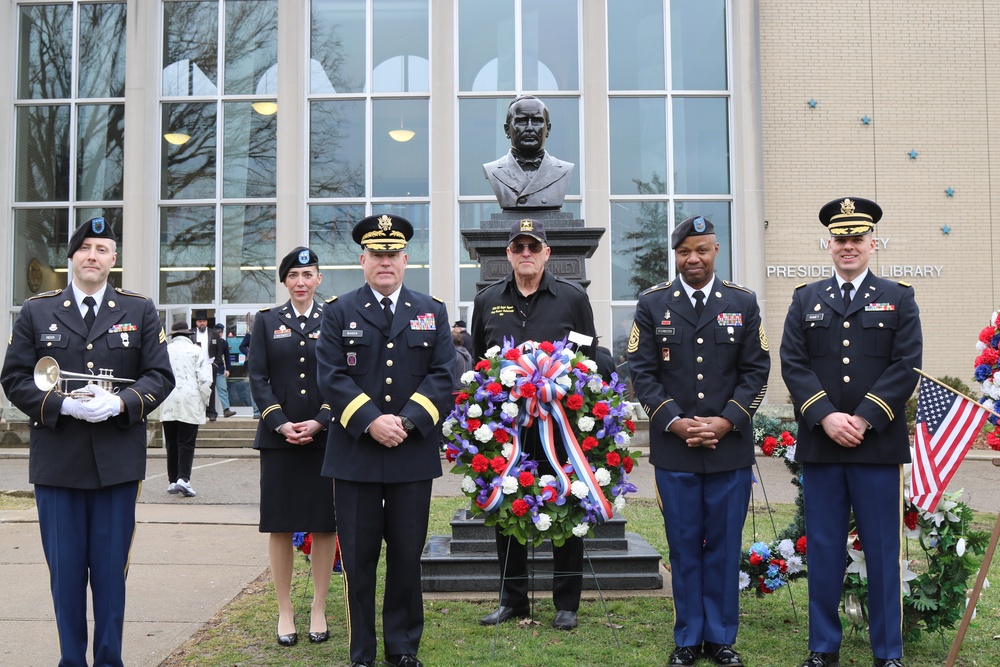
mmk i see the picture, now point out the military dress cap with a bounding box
[278,246,319,282]
[670,215,715,249]
[352,214,413,251]
[170,321,194,337]
[193,309,209,320]
[214,322,225,331]
[453,319,467,328]
[508,218,547,244]
[819,196,882,236]
[67,216,117,258]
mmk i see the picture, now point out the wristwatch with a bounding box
[400,416,415,431]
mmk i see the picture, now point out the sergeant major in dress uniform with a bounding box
[1,216,174,667]
[316,214,454,667]
[628,215,770,667]
[781,198,921,667]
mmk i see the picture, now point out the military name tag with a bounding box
[342,329,363,337]
[655,327,675,336]
[273,327,291,339]
[805,313,824,322]
[40,333,61,342]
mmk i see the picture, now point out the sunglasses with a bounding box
[509,241,545,253]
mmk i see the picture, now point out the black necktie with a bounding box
[298,315,307,330]
[693,290,705,317]
[381,297,393,324]
[82,296,97,331]
[842,282,854,309]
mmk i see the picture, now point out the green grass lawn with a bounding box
[160,498,1000,667]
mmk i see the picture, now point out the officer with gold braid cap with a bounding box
[316,213,454,667]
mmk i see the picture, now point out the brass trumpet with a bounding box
[33,356,135,400]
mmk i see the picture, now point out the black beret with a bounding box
[352,214,413,251]
[508,218,547,244]
[671,215,715,249]
[67,216,117,258]
[278,246,319,282]
[819,197,882,236]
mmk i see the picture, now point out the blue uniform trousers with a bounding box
[35,481,140,667]
[655,466,752,647]
[802,462,903,659]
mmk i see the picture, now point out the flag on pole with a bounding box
[911,377,989,513]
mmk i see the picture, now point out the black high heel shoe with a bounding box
[277,632,298,647]
[308,629,329,643]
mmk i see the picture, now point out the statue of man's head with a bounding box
[504,95,551,157]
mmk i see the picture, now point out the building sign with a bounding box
[767,237,944,279]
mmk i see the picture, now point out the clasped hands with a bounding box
[368,414,409,448]
[59,384,122,423]
[278,419,323,445]
[669,415,734,449]
[820,412,868,448]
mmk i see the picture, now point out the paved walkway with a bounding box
[1,445,998,666]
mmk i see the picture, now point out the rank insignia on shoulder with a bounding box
[325,295,338,303]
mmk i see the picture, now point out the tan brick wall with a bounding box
[760,0,1000,403]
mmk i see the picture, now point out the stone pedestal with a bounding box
[461,210,605,291]
[420,509,663,592]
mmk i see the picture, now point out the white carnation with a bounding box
[578,416,596,432]
[587,377,604,392]
[572,523,590,538]
[501,442,514,459]
[539,474,556,488]
[461,476,477,493]
[485,345,501,359]
[474,424,494,443]
[571,480,590,499]
[624,402,636,419]
[466,404,483,418]
[535,514,552,531]
[583,360,598,373]
[501,401,519,418]
[785,555,804,574]
[442,419,455,437]
[977,341,987,353]
[556,375,572,388]
[500,369,518,387]
[595,468,612,486]
[616,432,631,447]
[614,494,626,512]
[778,538,795,560]
[501,476,519,494]
[460,370,477,385]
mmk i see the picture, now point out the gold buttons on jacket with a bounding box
[696,356,703,363]
[387,342,394,349]
[696,337,704,344]
[299,373,305,379]
[843,376,851,383]
[300,340,305,347]
[843,322,851,329]
[843,357,850,364]
[697,374,704,380]
[86,344,93,350]
[300,389,306,394]
[698,392,705,399]
[386,360,393,366]
[299,357,305,363]
[385,395,392,401]
[386,378,393,384]
[878,322,885,328]
[87,361,94,369]
[842,340,850,347]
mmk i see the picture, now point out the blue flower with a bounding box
[975,364,992,382]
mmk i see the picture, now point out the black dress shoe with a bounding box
[384,655,423,667]
[668,645,702,666]
[799,652,840,667]
[276,632,297,646]
[479,605,530,625]
[704,641,744,666]
[873,659,903,667]
[552,610,578,630]
[308,630,329,643]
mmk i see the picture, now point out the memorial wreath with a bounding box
[442,338,640,547]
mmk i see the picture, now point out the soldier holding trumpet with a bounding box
[1,217,174,667]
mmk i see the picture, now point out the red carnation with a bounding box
[780,431,795,446]
[761,436,777,456]
[988,431,1000,452]
[904,511,919,530]
[467,418,482,432]
[475,359,492,371]
[539,341,555,353]
[505,348,522,360]
[749,552,763,566]
[582,436,599,451]
[511,499,529,517]
[445,449,458,462]
[519,471,535,487]
[494,429,510,444]
[470,454,489,473]
[771,558,787,573]
[520,383,537,398]
[566,394,584,410]
[979,326,996,344]
[622,456,634,474]
[606,451,622,467]
[455,392,469,404]
[625,419,636,434]
[575,362,589,373]
[852,537,862,551]
[301,533,313,555]
[486,382,503,395]
[490,456,507,474]
[592,402,610,419]
[759,579,773,594]
[541,485,557,502]
[795,536,807,554]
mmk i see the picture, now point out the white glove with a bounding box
[59,395,90,420]
[78,384,122,423]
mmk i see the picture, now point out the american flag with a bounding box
[911,378,989,513]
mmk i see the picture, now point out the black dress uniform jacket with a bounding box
[628,278,770,473]
[780,274,921,464]
[249,299,331,450]
[1,286,174,488]
[316,285,454,482]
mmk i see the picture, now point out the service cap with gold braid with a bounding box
[819,196,882,236]
[352,213,413,251]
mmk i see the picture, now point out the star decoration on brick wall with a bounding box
[908,149,919,159]
[861,115,871,125]
[941,224,952,235]
[807,99,817,108]
[945,187,955,197]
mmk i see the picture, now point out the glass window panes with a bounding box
[223,102,277,198]
[159,206,217,304]
[609,98,667,196]
[162,102,218,199]
[77,104,125,202]
[78,2,127,99]
[308,204,365,299]
[608,0,664,91]
[522,0,578,91]
[221,205,276,303]
[310,100,365,198]
[670,0,727,90]
[15,105,71,203]
[672,97,730,195]
[675,201,731,280]
[224,0,277,96]
[458,0,514,92]
[162,1,219,96]
[372,0,429,93]
[12,209,70,305]
[373,99,429,198]
[17,4,72,100]
[311,0,366,94]
[611,200,670,300]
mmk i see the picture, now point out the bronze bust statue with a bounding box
[483,95,575,210]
